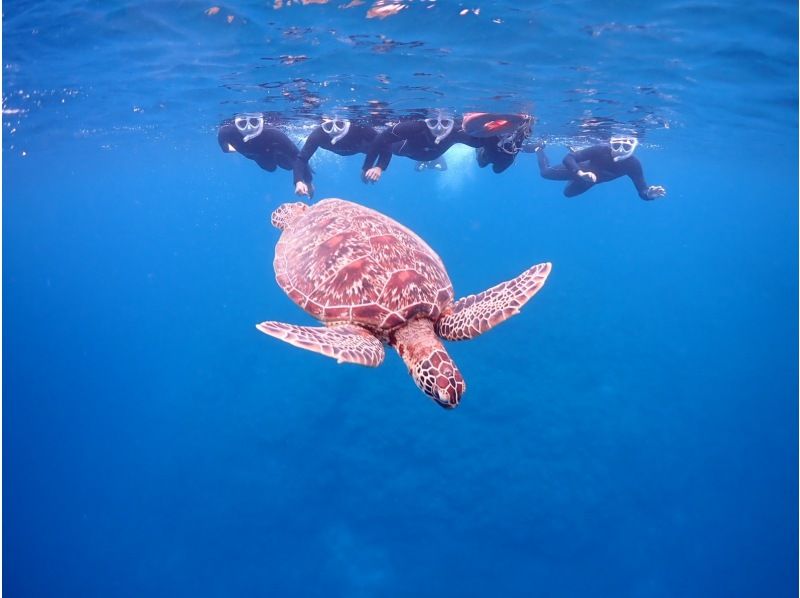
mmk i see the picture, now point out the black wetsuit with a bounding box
[362,120,484,173]
[294,124,378,185]
[218,123,311,182]
[537,145,651,199]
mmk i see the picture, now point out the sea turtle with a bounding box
[257,198,552,409]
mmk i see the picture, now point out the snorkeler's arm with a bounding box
[451,129,485,149]
[625,158,666,200]
[253,129,302,177]
[563,146,600,174]
[624,158,651,199]
[363,127,399,172]
[294,128,324,184]
[361,145,384,172]
[564,146,603,182]
[217,125,238,153]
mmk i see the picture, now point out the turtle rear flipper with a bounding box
[435,262,552,341]
[256,321,385,367]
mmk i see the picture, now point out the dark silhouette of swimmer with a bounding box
[535,136,667,200]
[293,118,378,198]
[218,113,311,183]
[361,113,484,183]
[474,120,533,174]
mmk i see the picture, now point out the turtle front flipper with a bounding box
[256,322,385,367]
[435,262,552,341]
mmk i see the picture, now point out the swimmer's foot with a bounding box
[475,148,490,168]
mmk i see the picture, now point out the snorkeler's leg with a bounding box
[537,150,572,180]
[492,154,514,174]
[296,162,314,198]
[564,179,593,197]
[475,147,490,168]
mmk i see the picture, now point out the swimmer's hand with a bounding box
[295,181,310,198]
[362,167,383,183]
[577,170,597,183]
[645,185,667,200]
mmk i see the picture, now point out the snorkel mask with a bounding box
[497,116,533,155]
[424,113,455,144]
[234,113,264,143]
[609,136,638,162]
[321,118,351,145]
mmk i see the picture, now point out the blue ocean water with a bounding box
[3,1,797,596]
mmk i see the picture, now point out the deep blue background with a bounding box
[5,127,797,596]
[3,1,798,596]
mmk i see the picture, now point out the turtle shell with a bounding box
[274,198,454,331]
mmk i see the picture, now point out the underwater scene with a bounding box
[3,1,798,596]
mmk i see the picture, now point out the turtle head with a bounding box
[271,202,308,231]
[391,319,466,409]
[410,348,466,409]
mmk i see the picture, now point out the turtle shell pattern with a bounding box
[274,198,454,332]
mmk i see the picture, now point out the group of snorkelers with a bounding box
[217,111,667,201]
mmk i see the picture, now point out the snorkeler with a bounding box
[293,118,379,198]
[473,115,533,173]
[218,113,311,183]
[361,112,484,183]
[534,136,667,200]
